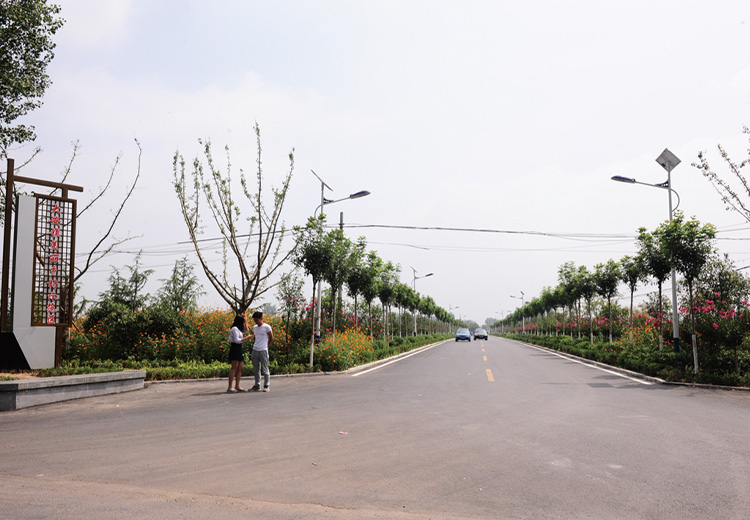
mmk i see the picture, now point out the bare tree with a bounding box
[693,126,750,221]
[1,139,142,321]
[173,123,294,314]
[67,139,143,284]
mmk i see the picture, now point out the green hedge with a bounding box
[25,334,451,381]
[504,333,750,387]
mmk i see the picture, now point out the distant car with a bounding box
[473,328,488,340]
[455,328,471,342]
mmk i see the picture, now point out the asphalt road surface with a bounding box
[2,336,749,519]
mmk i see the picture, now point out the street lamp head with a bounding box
[349,190,370,200]
[611,175,636,183]
[425,273,434,277]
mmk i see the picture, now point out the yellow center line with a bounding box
[486,368,495,382]
[483,355,487,362]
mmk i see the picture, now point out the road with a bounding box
[2,336,749,519]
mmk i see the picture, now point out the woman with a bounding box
[227,314,251,392]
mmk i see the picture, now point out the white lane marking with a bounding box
[351,342,446,377]
[523,343,653,385]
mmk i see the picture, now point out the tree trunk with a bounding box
[608,296,613,344]
[657,282,664,350]
[629,289,634,344]
[690,283,699,374]
[354,294,358,327]
[310,279,317,366]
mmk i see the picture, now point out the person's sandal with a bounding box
[227,388,237,393]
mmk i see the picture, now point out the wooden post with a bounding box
[1,159,15,332]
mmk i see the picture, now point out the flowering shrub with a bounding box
[67,307,236,362]
[315,328,374,371]
[679,293,750,375]
[64,303,451,376]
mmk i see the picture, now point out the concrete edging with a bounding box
[344,339,449,375]
[0,370,147,411]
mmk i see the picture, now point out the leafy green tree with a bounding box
[155,257,204,313]
[275,270,306,361]
[620,254,647,344]
[173,123,293,314]
[637,227,673,350]
[694,253,750,305]
[320,228,354,339]
[577,266,597,344]
[343,237,368,325]
[594,260,621,344]
[656,211,716,373]
[100,253,154,312]
[418,295,436,334]
[377,261,399,339]
[0,0,63,151]
[558,262,581,337]
[292,215,330,353]
[276,271,305,321]
[393,282,414,336]
[360,251,382,340]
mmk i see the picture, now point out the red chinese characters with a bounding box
[47,204,61,324]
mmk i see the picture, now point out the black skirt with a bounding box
[228,342,243,362]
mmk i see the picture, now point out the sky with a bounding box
[6,0,750,325]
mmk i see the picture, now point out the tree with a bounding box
[656,211,716,373]
[100,253,153,312]
[418,295,436,334]
[637,227,672,350]
[344,237,367,325]
[620,254,647,344]
[694,253,750,305]
[360,251,382,340]
[155,256,204,313]
[594,260,620,344]
[292,215,330,353]
[577,266,597,344]
[693,126,750,222]
[173,123,293,314]
[0,0,64,152]
[558,262,580,337]
[275,270,305,361]
[377,261,399,339]
[394,283,414,336]
[320,228,354,342]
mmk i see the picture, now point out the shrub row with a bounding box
[505,333,750,387]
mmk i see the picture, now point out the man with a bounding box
[250,311,273,392]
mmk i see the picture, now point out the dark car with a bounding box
[473,328,488,340]
[455,328,471,342]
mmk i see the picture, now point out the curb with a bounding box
[145,370,336,386]
[508,338,750,392]
[145,339,451,385]
[343,339,449,375]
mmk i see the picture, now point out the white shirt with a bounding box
[252,323,272,351]
[228,326,244,344]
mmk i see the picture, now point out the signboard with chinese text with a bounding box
[31,195,76,326]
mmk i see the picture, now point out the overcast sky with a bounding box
[8,0,750,324]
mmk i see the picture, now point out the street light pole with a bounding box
[611,148,681,352]
[495,310,504,334]
[449,305,459,333]
[411,266,433,336]
[309,170,370,367]
[511,292,524,333]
